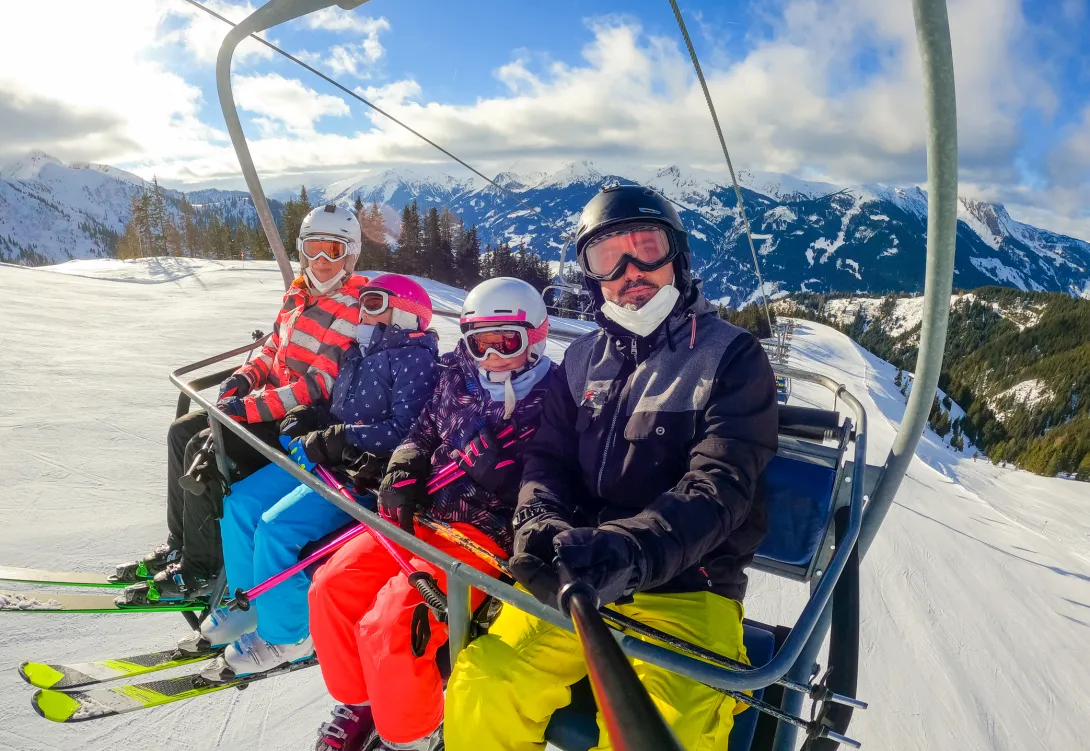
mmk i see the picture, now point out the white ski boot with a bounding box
[199,631,314,681]
[177,605,258,655]
[379,727,444,751]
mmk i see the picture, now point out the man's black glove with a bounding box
[553,527,643,607]
[453,428,519,493]
[218,374,251,401]
[508,504,574,608]
[378,447,431,534]
[278,405,328,439]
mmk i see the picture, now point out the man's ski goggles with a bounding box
[300,237,352,262]
[579,225,675,281]
[463,325,530,360]
[360,290,395,316]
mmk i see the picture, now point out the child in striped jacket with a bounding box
[119,205,368,603]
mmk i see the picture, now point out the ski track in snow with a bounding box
[1,260,1088,750]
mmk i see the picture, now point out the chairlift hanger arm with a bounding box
[197,0,566,290]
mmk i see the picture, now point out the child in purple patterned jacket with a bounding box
[308,278,557,751]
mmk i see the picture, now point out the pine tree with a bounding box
[435,207,457,284]
[360,202,390,272]
[149,177,169,256]
[455,224,481,289]
[514,243,551,291]
[489,241,515,278]
[179,197,200,257]
[116,201,143,260]
[353,195,364,215]
[421,206,443,280]
[894,367,903,387]
[393,200,422,274]
[278,186,312,262]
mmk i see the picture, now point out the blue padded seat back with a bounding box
[543,624,778,751]
[757,455,837,567]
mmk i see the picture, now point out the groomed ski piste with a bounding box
[1,258,1087,750]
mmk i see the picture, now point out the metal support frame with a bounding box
[859,0,958,559]
[169,346,869,695]
[215,0,372,290]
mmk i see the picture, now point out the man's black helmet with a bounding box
[574,184,693,299]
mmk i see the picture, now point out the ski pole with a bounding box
[425,427,536,494]
[558,563,684,751]
[228,521,371,611]
[314,466,447,620]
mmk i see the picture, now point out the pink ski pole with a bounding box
[426,427,536,495]
[230,520,370,610]
[230,465,423,612]
[315,465,449,619]
[315,465,415,577]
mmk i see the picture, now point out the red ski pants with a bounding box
[308,523,504,745]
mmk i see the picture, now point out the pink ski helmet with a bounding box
[360,274,434,330]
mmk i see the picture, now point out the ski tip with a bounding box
[19,661,65,689]
[33,689,82,722]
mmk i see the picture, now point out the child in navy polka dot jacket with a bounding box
[191,275,441,680]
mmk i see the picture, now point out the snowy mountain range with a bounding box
[0,152,281,265]
[3,151,1089,303]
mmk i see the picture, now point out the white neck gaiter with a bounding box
[601,284,680,337]
[305,267,346,296]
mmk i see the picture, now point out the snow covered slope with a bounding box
[0,260,1088,750]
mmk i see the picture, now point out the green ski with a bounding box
[0,590,205,614]
[33,658,318,722]
[20,649,217,690]
[0,566,126,589]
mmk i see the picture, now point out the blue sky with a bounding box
[1,0,1088,239]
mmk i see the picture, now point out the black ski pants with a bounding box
[166,410,280,578]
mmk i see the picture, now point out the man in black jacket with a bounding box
[445,185,778,750]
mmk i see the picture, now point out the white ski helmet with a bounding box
[460,277,550,363]
[297,204,363,274]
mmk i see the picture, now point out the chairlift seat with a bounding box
[755,455,838,568]
[543,622,777,751]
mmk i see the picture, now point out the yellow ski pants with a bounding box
[445,589,750,751]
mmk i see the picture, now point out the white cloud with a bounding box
[327,42,384,78]
[0,0,224,166]
[234,73,350,134]
[160,0,273,65]
[303,7,389,36]
[1005,204,1090,243]
[300,7,390,78]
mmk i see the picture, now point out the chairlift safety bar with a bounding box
[169,342,867,693]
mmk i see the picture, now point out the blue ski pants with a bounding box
[220,463,354,644]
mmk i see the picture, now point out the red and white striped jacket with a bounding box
[233,273,368,423]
